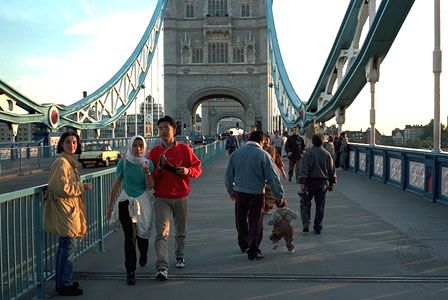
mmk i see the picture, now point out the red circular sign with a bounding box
[48,106,59,128]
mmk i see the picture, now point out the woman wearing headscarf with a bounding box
[44,131,93,296]
[107,135,154,285]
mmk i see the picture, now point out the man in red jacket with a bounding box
[147,116,202,281]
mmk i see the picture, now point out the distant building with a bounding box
[403,125,423,142]
[347,128,382,144]
[391,128,404,144]
[347,130,366,143]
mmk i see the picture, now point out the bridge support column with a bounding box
[335,108,345,134]
[8,123,18,143]
[366,58,381,146]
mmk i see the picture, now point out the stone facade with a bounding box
[163,0,272,135]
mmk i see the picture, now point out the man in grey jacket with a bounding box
[225,130,284,261]
[298,133,336,235]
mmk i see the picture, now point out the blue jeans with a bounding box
[55,237,78,289]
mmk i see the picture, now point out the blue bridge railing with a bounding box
[346,143,448,204]
[0,141,225,300]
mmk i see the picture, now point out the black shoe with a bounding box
[126,272,136,285]
[248,252,265,261]
[303,226,309,233]
[314,229,322,235]
[139,254,147,267]
[288,177,292,182]
[55,282,79,292]
[57,286,83,296]
[240,247,249,254]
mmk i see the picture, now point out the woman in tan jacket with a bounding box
[44,131,92,296]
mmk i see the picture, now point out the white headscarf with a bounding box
[126,135,148,165]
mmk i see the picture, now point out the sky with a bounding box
[0,0,446,135]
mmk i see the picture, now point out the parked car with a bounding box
[193,135,206,145]
[175,135,192,147]
[78,144,121,168]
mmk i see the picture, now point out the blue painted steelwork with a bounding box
[0,140,225,300]
[266,0,415,127]
[0,0,167,130]
[346,143,448,204]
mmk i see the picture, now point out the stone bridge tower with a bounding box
[163,0,272,135]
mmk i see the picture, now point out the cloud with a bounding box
[13,10,153,105]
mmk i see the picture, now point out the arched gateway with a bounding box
[163,0,274,134]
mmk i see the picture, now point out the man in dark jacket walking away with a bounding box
[225,131,239,155]
[298,133,336,235]
[284,126,305,183]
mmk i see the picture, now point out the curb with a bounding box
[0,168,50,180]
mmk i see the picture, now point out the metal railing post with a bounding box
[34,192,45,299]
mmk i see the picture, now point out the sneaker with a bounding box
[303,226,309,233]
[272,242,278,250]
[155,269,168,281]
[57,285,83,296]
[175,258,185,268]
[287,249,295,254]
[126,272,136,285]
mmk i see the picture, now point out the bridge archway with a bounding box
[186,87,254,136]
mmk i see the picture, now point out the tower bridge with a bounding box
[0,0,419,144]
[2,1,448,299]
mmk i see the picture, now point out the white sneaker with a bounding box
[175,258,185,268]
[287,249,295,254]
[155,269,168,281]
[272,243,278,250]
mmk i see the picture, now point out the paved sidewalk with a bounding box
[35,155,448,300]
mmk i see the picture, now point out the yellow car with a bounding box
[78,144,121,168]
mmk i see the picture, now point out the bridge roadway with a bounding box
[34,155,448,300]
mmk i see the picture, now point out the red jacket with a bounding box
[148,142,202,198]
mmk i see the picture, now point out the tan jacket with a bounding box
[43,152,87,237]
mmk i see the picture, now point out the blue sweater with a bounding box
[225,142,284,199]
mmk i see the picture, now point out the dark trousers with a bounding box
[234,192,264,258]
[288,158,301,182]
[119,201,149,272]
[300,179,327,231]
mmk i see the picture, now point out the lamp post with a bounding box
[142,84,146,137]
[433,0,442,152]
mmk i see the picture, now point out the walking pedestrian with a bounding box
[262,133,287,214]
[44,131,92,296]
[284,126,305,182]
[268,199,298,254]
[225,130,284,261]
[106,135,154,285]
[271,130,284,157]
[298,133,336,234]
[148,116,202,281]
[225,131,239,155]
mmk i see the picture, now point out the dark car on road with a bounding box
[193,135,206,145]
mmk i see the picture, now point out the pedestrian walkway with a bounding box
[35,155,448,300]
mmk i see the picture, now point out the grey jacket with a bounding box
[225,141,284,200]
[298,146,336,185]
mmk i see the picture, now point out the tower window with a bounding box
[208,43,229,63]
[208,0,228,17]
[186,4,194,18]
[233,47,245,63]
[241,4,250,17]
[192,48,203,63]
